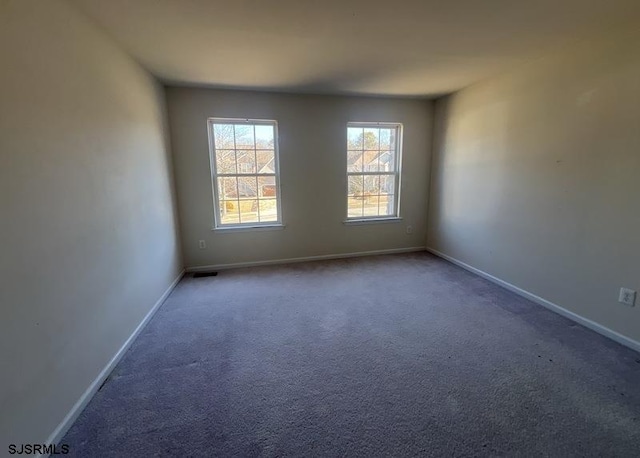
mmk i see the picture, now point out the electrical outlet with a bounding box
[618,287,636,306]
[406,225,413,234]
[198,240,206,249]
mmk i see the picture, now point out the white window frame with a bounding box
[345,122,403,223]
[207,118,283,230]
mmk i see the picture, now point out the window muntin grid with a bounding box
[346,123,402,219]
[208,119,282,227]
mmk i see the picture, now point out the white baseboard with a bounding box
[426,247,640,353]
[45,270,185,449]
[186,247,427,272]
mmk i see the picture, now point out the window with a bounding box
[208,118,282,228]
[346,122,402,220]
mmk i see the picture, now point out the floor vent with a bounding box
[193,271,218,278]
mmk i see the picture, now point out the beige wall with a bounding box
[0,0,182,445]
[428,27,640,344]
[167,88,432,268]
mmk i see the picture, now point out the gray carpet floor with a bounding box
[62,252,640,457]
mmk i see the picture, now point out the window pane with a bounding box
[219,200,240,224]
[234,124,255,149]
[254,125,274,149]
[256,150,275,173]
[218,177,238,200]
[378,195,395,216]
[216,150,237,174]
[379,150,395,172]
[237,176,257,198]
[347,175,363,197]
[236,150,256,174]
[363,195,379,216]
[258,199,278,222]
[213,124,235,149]
[380,174,395,195]
[363,127,379,150]
[258,176,277,198]
[379,128,393,149]
[364,175,380,195]
[348,197,363,218]
[379,151,394,172]
[347,151,363,173]
[373,152,385,173]
[347,127,364,150]
[239,199,259,223]
[361,151,380,172]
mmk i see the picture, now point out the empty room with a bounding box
[2,0,640,456]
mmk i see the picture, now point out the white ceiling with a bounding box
[70,0,640,97]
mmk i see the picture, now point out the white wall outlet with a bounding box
[198,240,206,249]
[618,287,636,306]
[406,225,413,234]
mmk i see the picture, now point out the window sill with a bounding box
[343,217,403,225]
[212,224,285,233]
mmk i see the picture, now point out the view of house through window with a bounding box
[347,123,402,219]
[209,119,281,227]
